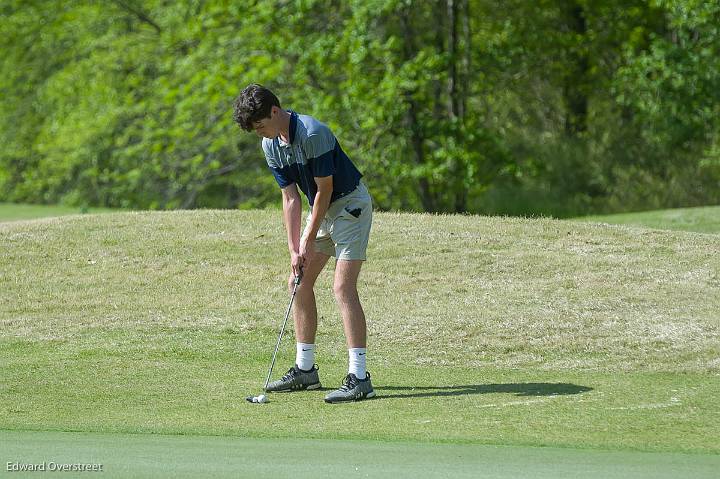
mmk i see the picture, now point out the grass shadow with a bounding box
[374,383,593,400]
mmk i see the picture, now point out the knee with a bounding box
[333,280,357,302]
[287,275,295,294]
[290,275,314,296]
[288,275,304,295]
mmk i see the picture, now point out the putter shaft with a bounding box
[264,274,302,390]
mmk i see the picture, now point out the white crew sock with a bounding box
[348,348,367,379]
[296,343,316,371]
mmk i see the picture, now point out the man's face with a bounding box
[252,118,273,138]
[252,106,279,138]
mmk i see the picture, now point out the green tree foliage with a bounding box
[1,0,718,215]
[612,0,720,209]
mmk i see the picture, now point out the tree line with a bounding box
[1,0,718,216]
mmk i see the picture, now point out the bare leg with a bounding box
[333,259,366,348]
[290,253,331,344]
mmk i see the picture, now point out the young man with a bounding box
[232,84,375,403]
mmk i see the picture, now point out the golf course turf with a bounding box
[576,205,720,234]
[3,430,719,478]
[1,208,718,476]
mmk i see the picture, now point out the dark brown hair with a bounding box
[232,84,281,131]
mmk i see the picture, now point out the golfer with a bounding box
[233,84,375,403]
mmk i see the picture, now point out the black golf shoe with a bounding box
[324,372,376,403]
[265,364,321,393]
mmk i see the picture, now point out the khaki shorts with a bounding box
[303,182,373,261]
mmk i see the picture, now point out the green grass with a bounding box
[0,202,117,222]
[576,205,720,234]
[1,209,719,472]
[3,430,719,479]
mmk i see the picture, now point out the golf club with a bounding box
[246,270,303,404]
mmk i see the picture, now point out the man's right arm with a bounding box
[281,184,303,276]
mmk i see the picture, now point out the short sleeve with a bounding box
[261,139,275,164]
[262,138,293,188]
[305,132,336,178]
[268,166,293,188]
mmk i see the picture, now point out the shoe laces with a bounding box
[339,373,359,391]
[281,366,299,382]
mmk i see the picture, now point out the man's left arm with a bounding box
[300,175,333,260]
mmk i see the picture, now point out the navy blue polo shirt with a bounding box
[262,111,362,206]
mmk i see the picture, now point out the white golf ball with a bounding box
[257,394,267,403]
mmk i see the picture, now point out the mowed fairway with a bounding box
[577,205,720,234]
[1,209,719,476]
[3,430,718,479]
[0,203,116,222]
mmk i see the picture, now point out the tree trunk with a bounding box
[563,2,588,136]
[433,1,446,120]
[448,0,469,212]
[460,0,470,121]
[406,95,435,212]
[400,10,435,212]
[447,0,460,118]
